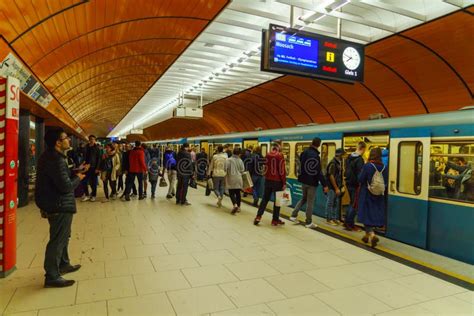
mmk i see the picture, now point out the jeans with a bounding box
[229,189,241,207]
[257,180,284,221]
[83,169,98,197]
[325,189,341,221]
[176,174,190,204]
[167,169,177,196]
[125,173,143,197]
[44,213,73,281]
[103,177,117,199]
[252,175,264,201]
[213,177,225,198]
[117,174,124,191]
[345,186,357,226]
[150,180,157,196]
[291,184,317,225]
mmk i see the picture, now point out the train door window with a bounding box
[397,141,423,195]
[321,143,336,174]
[281,142,291,175]
[294,142,311,176]
[261,144,268,157]
[429,141,473,203]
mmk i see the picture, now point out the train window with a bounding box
[295,142,311,175]
[281,142,291,175]
[321,143,336,173]
[397,142,423,195]
[429,141,474,203]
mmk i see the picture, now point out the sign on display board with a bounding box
[261,24,365,83]
[0,76,19,277]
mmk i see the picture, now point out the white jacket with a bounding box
[209,152,228,177]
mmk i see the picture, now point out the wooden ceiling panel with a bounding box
[1,0,229,136]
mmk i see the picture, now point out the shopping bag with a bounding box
[159,177,168,187]
[205,182,212,196]
[241,171,253,189]
[189,177,197,189]
[275,189,292,207]
[207,177,214,190]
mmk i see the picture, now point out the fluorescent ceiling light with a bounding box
[326,0,351,12]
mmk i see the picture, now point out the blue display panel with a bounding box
[273,32,319,69]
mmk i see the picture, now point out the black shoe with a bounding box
[44,277,75,288]
[59,264,81,275]
[166,194,172,199]
[125,195,130,201]
[139,195,145,200]
[172,193,175,197]
[151,194,155,199]
[183,201,191,206]
[252,200,258,207]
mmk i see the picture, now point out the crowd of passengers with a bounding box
[34,128,471,288]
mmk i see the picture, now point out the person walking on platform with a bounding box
[325,148,345,225]
[289,137,328,229]
[35,128,86,288]
[124,141,147,201]
[82,135,100,202]
[120,143,137,199]
[208,145,228,207]
[148,157,160,199]
[249,146,265,207]
[344,141,366,231]
[226,148,245,215]
[224,144,232,158]
[142,143,151,198]
[163,146,177,199]
[176,143,193,205]
[99,144,120,202]
[196,147,208,181]
[254,141,287,226]
[113,141,123,193]
[358,147,388,248]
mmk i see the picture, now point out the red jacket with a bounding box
[265,149,286,184]
[129,148,147,173]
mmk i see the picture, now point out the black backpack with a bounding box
[344,155,360,186]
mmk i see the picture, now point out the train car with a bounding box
[185,109,474,264]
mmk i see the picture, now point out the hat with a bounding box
[335,148,345,155]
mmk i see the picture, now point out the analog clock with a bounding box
[342,47,361,70]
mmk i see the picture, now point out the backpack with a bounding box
[367,163,386,196]
[344,155,361,186]
[165,152,176,168]
[326,158,342,187]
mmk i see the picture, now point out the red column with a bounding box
[0,76,19,277]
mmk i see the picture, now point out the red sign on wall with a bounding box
[0,76,19,277]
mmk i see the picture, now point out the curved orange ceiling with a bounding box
[0,0,229,136]
[143,10,474,141]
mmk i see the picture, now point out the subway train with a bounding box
[152,109,474,265]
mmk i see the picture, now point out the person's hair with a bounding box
[45,128,65,148]
[271,140,281,149]
[217,145,224,153]
[368,147,382,164]
[312,137,321,147]
[88,135,96,140]
[135,140,141,147]
[233,147,241,156]
[182,142,190,149]
[247,145,253,151]
[358,141,367,150]
[142,143,147,149]
[105,143,114,149]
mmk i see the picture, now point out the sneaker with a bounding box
[81,196,90,202]
[183,201,191,206]
[111,194,117,200]
[231,207,238,215]
[253,215,261,225]
[217,198,222,208]
[305,222,318,229]
[125,195,130,202]
[151,194,155,199]
[101,198,110,203]
[138,196,145,200]
[289,216,298,223]
[272,219,285,226]
[329,220,338,226]
[166,194,172,199]
[130,193,136,198]
[90,196,96,202]
[351,226,362,232]
[362,235,369,243]
[237,207,241,213]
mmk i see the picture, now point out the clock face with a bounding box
[342,47,361,70]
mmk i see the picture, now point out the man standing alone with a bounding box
[35,128,86,287]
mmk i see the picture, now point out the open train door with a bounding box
[386,128,431,248]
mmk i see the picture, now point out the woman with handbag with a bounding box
[225,148,245,215]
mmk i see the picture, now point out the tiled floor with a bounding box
[1,186,472,316]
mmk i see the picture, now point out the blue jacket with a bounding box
[357,162,388,226]
[297,147,327,187]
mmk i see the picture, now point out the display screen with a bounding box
[262,24,365,83]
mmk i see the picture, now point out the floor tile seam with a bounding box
[1,287,18,315]
[163,291,179,316]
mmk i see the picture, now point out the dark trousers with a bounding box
[117,174,124,191]
[150,180,157,196]
[125,173,143,197]
[103,176,117,199]
[229,189,241,207]
[83,169,98,197]
[176,174,190,204]
[257,180,284,221]
[345,186,358,226]
[44,213,73,281]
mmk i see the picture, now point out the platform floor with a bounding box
[1,186,472,316]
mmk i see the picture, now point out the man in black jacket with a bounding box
[35,128,87,288]
[344,141,366,231]
[82,135,100,202]
[290,138,328,229]
[176,143,193,205]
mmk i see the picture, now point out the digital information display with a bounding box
[262,24,365,83]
